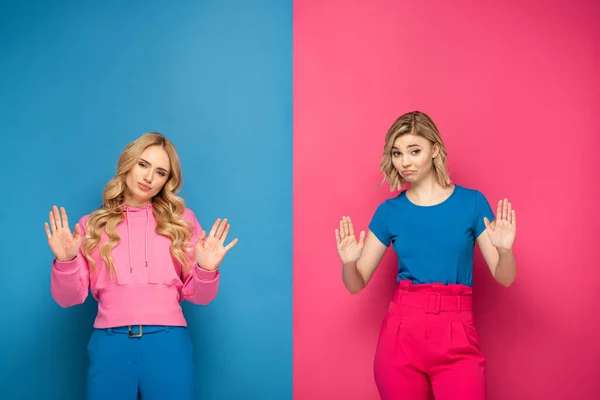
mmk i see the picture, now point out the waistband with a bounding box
[95,325,184,338]
[93,284,188,329]
[391,280,473,314]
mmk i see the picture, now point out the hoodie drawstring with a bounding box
[126,206,150,274]
[145,207,149,268]
[127,208,132,273]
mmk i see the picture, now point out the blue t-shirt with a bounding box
[368,185,495,286]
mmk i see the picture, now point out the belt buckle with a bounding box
[425,292,441,314]
[128,325,143,338]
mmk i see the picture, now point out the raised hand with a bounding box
[335,216,365,264]
[44,205,82,262]
[195,218,238,271]
[484,198,516,252]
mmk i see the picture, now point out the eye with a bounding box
[411,150,421,155]
[391,151,401,157]
[139,162,147,168]
[157,171,166,177]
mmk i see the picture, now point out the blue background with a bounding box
[0,0,292,398]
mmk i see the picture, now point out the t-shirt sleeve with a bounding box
[368,202,391,246]
[473,190,495,237]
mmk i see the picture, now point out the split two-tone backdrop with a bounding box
[1,0,598,399]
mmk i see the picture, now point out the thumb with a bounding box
[358,230,365,248]
[74,223,82,241]
[483,217,491,230]
[199,230,207,242]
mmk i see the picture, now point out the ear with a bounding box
[432,143,440,159]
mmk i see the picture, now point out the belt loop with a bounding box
[399,280,411,290]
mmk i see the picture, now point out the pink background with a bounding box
[293,1,600,399]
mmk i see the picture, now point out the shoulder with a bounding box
[373,191,405,215]
[452,184,479,196]
[76,213,92,233]
[181,207,199,222]
[451,184,486,202]
[381,191,406,206]
[181,208,203,231]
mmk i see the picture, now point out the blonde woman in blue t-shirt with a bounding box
[335,111,517,400]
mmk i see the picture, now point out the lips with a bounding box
[402,170,416,175]
[138,182,151,191]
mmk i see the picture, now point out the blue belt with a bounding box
[98,325,183,338]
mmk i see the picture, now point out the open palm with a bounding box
[44,205,82,262]
[335,216,365,264]
[484,199,516,251]
[195,218,238,271]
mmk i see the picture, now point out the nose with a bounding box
[143,170,153,183]
[401,157,411,168]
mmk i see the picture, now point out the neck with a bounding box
[123,195,152,208]
[407,174,451,204]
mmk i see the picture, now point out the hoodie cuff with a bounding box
[194,263,218,281]
[53,256,79,272]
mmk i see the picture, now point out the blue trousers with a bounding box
[86,325,196,400]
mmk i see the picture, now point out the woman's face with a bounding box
[391,134,439,184]
[124,145,171,207]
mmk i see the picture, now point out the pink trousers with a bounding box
[374,281,486,400]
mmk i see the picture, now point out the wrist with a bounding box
[56,255,77,263]
[497,247,513,255]
[196,262,218,272]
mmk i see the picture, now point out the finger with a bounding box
[502,198,508,220]
[209,218,221,237]
[73,223,81,241]
[507,202,512,224]
[73,224,81,240]
[53,205,62,229]
[339,218,346,239]
[198,230,207,242]
[512,210,516,228]
[49,211,58,234]
[343,216,350,237]
[44,222,52,239]
[347,216,355,238]
[496,200,502,220]
[224,237,238,251]
[60,207,70,232]
[483,217,491,230]
[215,218,228,239]
[358,230,365,249]
[219,223,231,243]
[335,229,341,245]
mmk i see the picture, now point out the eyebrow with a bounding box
[392,144,422,150]
[139,158,170,173]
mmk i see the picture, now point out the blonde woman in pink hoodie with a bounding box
[45,132,238,400]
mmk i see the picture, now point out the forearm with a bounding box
[51,256,89,307]
[342,261,366,294]
[494,249,517,287]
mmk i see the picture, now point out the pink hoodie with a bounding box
[50,204,220,328]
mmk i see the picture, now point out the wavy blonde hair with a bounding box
[81,132,193,279]
[379,111,451,191]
